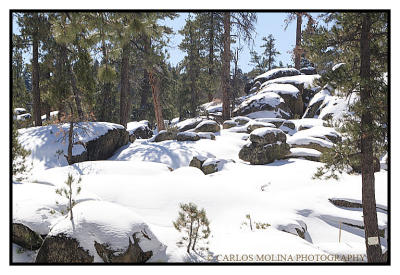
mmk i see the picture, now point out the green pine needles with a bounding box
[56,173,82,221]
[173,202,210,254]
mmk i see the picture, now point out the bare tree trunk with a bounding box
[139,36,151,121]
[360,13,383,263]
[119,44,130,128]
[294,13,302,70]
[222,12,231,121]
[187,221,193,254]
[189,21,197,117]
[32,14,42,126]
[149,69,165,131]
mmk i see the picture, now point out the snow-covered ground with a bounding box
[13,123,388,263]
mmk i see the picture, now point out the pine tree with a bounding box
[173,202,210,254]
[260,34,280,71]
[309,12,388,262]
[221,12,257,121]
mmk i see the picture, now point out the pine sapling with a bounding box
[56,173,82,221]
[173,202,210,254]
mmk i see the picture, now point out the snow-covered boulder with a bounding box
[36,201,166,263]
[254,68,301,84]
[232,116,252,126]
[303,86,333,118]
[176,117,204,132]
[255,118,286,128]
[297,118,324,131]
[14,107,27,115]
[249,127,287,145]
[189,155,208,169]
[287,135,334,153]
[286,148,322,162]
[193,120,220,133]
[300,67,317,75]
[293,126,342,144]
[18,122,129,169]
[223,120,238,129]
[259,83,303,116]
[127,120,153,140]
[176,132,200,142]
[17,113,32,121]
[154,130,177,142]
[201,158,234,175]
[259,74,321,108]
[279,120,296,134]
[233,91,291,119]
[246,121,276,133]
[239,127,290,165]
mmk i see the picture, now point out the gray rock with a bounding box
[246,122,276,133]
[194,120,220,133]
[130,125,153,139]
[36,234,94,263]
[12,223,43,251]
[223,120,238,129]
[232,116,252,126]
[94,232,153,263]
[249,128,287,145]
[154,130,177,142]
[300,67,317,75]
[189,156,206,169]
[69,127,129,165]
[176,132,200,142]
[239,142,291,165]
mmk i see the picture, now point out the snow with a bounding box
[175,117,203,131]
[16,113,31,121]
[308,87,332,107]
[17,122,125,171]
[261,74,321,90]
[48,200,167,262]
[126,120,149,135]
[259,83,300,96]
[332,63,346,71]
[250,127,283,137]
[289,148,322,158]
[254,68,300,82]
[287,135,334,149]
[41,111,59,121]
[14,107,27,115]
[291,126,341,142]
[13,98,388,263]
[236,92,283,112]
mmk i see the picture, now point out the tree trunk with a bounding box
[98,38,112,122]
[120,44,130,128]
[66,60,84,120]
[32,15,41,126]
[149,69,165,131]
[187,221,193,254]
[294,13,302,70]
[139,36,151,121]
[360,13,383,263]
[208,12,215,102]
[222,12,231,121]
[189,22,197,117]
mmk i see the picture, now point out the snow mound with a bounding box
[254,68,300,82]
[261,74,321,90]
[48,200,166,262]
[289,148,322,158]
[126,120,150,135]
[251,127,283,137]
[259,83,300,96]
[18,122,125,171]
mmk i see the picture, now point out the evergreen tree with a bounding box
[260,34,280,71]
[309,12,388,262]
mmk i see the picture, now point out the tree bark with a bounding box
[119,44,130,128]
[294,13,302,70]
[208,12,215,102]
[222,12,231,121]
[139,36,151,121]
[66,58,84,121]
[32,14,42,126]
[360,13,383,263]
[149,69,165,131]
[189,21,197,117]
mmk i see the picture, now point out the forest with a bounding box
[11,11,389,264]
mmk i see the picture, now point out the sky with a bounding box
[12,12,321,73]
[163,12,320,73]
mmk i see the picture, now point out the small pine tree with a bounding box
[55,173,82,221]
[12,121,30,180]
[173,202,210,254]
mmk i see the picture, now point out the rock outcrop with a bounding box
[154,130,177,142]
[69,127,129,165]
[12,223,43,251]
[239,127,290,165]
[36,234,94,263]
